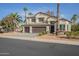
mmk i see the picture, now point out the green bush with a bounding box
[41,31,45,34]
[71,24,79,31]
[76,31,79,36]
[38,31,48,36]
[65,31,79,38]
[20,30,23,32]
[38,33,42,36]
[42,31,48,34]
[65,31,71,38]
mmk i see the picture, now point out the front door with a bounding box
[50,21,55,33]
[50,25,54,33]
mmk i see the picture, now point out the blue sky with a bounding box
[0,3,79,21]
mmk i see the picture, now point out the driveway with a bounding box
[0,38,79,56]
[11,33,38,37]
[0,32,38,38]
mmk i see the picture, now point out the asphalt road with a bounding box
[0,38,79,56]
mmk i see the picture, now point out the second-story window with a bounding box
[38,17,44,22]
[32,17,36,22]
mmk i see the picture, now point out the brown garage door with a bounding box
[32,27,46,33]
[25,27,29,33]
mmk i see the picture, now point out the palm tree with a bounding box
[71,14,78,25]
[23,7,28,22]
[56,3,60,35]
[10,13,22,22]
[0,13,22,32]
[9,13,22,31]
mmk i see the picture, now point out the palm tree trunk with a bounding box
[25,11,27,22]
[56,3,60,35]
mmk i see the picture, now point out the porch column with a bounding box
[68,24,71,31]
[48,21,50,24]
[65,24,67,31]
[29,18,31,23]
[23,26,25,33]
[46,26,50,33]
[30,26,32,33]
[54,23,56,33]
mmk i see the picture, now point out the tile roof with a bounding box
[26,12,71,23]
[35,12,71,22]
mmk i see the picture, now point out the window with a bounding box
[38,17,44,22]
[32,17,36,22]
[60,24,65,31]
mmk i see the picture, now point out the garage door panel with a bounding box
[32,27,46,33]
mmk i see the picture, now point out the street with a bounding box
[0,38,79,56]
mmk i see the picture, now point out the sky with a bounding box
[0,3,79,21]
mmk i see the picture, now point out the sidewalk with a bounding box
[0,32,79,46]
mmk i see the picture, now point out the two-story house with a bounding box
[23,12,71,33]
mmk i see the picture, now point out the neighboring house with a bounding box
[23,12,71,33]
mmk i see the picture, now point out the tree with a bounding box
[71,14,79,31]
[0,13,22,32]
[23,7,28,22]
[10,13,22,23]
[10,13,23,31]
[9,13,22,28]
[71,24,79,31]
[56,3,60,35]
[71,14,79,25]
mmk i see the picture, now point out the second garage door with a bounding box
[25,27,29,33]
[32,27,46,33]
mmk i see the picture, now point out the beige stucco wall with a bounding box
[27,13,49,24]
[35,13,49,24]
[26,18,35,24]
[26,13,71,32]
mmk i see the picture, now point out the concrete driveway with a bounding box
[0,38,79,56]
[0,32,38,38]
[13,33,38,37]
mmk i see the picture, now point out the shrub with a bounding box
[20,30,23,32]
[65,31,79,39]
[65,31,71,38]
[38,31,48,36]
[71,24,79,31]
[38,33,42,36]
[42,31,45,34]
[76,31,79,36]
[42,31,48,34]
